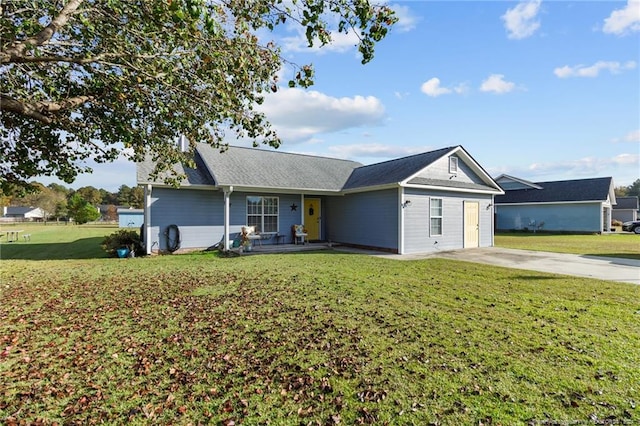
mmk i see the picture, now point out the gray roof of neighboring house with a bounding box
[342,146,454,190]
[613,196,639,210]
[495,177,613,204]
[4,206,42,216]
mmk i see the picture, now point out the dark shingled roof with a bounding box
[342,146,455,190]
[495,177,613,204]
[4,206,41,215]
[613,196,639,210]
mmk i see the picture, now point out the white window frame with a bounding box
[246,196,279,233]
[449,156,458,174]
[430,197,443,236]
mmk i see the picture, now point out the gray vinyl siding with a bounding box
[149,188,222,250]
[612,209,637,223]
[149,188,315,250]
[403,188,493,254]
[325,189,398,251]
[414,155,484,185]
[495,203,603,232]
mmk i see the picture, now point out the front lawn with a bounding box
[1,252,638,425]
[0,223,117,260]
[496,232,640,260]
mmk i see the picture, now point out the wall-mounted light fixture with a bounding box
[402,200,412,208]
[486,203,493,210]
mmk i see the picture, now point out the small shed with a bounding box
[117,208,144,228]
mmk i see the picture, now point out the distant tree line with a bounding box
[614,179,640,198]
[1,183,143,224]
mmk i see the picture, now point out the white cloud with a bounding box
[554,60,637,78]
[281,28,360,55]
[479,74,516,94]
[420,78,469,97]
[613,129,640,143]
[624,129,640,142]
[603,0,640,35]
[390,3,420,33]
[420,78,452,97]
[501,0,542,40]
[258,88,385,142]
[489,153,639,186]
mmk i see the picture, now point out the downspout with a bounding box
[223,186,233,251]
[490,195,495,247]
[144,184,152,255]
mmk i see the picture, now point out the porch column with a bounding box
[144,184,152,255]
[300,194,305,224]
[223,186,233,250]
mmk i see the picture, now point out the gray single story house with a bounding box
[612,196,639,223]
[494,175,616,233]
[136,144,504,254]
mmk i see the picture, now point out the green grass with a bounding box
[0,223,117,260]
[496,232,640,260]
[1,247,638,425]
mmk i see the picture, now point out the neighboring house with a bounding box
[136,144,504,254]
[117,208,144,228]
[494,175,616,233]
[2,206,45,221]
[612,196,639,223]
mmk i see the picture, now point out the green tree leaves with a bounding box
[67,193,100,224]
[0,0,396,194]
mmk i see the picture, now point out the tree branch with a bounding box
[1,94,95,124]
[1,0,84,63]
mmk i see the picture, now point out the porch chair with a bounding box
[292,224,308,245]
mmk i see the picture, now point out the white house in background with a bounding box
[2,206,46,221]
[612,196,639,223]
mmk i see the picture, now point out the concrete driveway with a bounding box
[375,247,640,285]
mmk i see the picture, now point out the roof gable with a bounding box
[342,146,454,190]
[495,177,614,204]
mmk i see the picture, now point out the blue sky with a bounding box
[46,0,639,191]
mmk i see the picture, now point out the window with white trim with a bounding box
[430,198,443,236]
[247,196,278,233]
[449,156,458,174]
